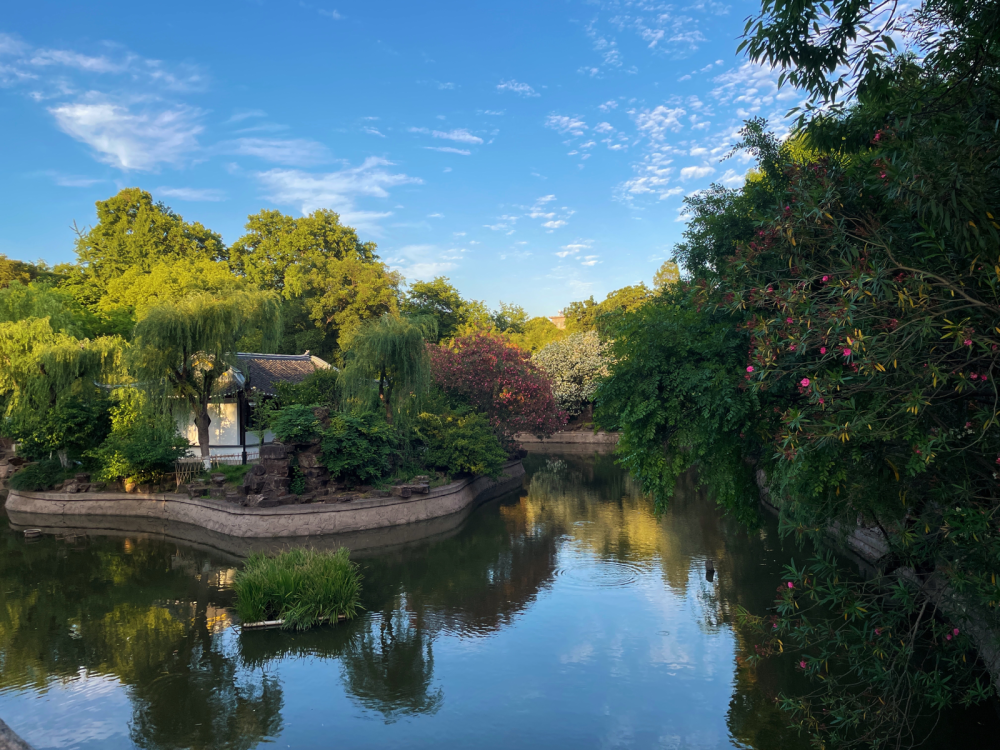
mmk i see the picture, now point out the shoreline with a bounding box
[5,460,524,540]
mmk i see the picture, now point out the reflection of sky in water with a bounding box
[3,671,131,749]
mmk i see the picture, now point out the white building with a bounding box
[175,353,331,461]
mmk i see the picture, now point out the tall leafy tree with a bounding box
[230,209,377,292]
[70,189,226,304]
[128,291,281,462]
[402,276,468,341]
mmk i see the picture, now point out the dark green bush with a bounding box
[416,409,507,478]
[233,547,362,631]
[8,458,78,491]
[88,395,190,483]
[6,392,111,461]
[320,412,396,485]
[270,404,322,445]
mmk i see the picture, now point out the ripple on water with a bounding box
[554,558,650,590]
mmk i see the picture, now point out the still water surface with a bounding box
[1,452,996,749]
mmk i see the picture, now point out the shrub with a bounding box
[533,331,610,417]
[429,330,566,448]
[274,368,340,409]
[233,547,362,631]
[7,392,112,461]
[88,391,190,483]
[270,404,323,445]
[416,410,507,477]
[8,458,78,492]
[320,412,397,485]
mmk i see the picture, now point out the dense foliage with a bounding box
[430,330,566,448]
[233,548,362,631]
[320,412,398,485]
[416,410,507,478]
[596,0,1000,743]
[533,331,611,417]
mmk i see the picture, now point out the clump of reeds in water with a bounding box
[234,547,362,630]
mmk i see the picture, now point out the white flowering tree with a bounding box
[533,331,610,417]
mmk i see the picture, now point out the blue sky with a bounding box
[0,0,793,317]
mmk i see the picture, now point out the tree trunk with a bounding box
[195,407,212,470]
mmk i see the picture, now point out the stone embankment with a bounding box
[5,460,525,539]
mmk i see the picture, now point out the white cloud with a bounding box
[49,99,203,171]
[432,128,482,144]
[594,122,615,134]
[719,168,746,187]
[497,79,539,97]
[224,137,330,166]
[155,186,227,201]
[318,9,342,19]
[557,241,590,258]
[39,171,103,187]
[598,100,618,111]
[580,255,600,266]
[29,49,120,73]
[680,164,715,180]
[483,109,504,115]
[227,109,266,123]
[364,126,385,137]
[424,146,471,155]
[543,219,567,229]
[427,212,443,218]
[386,244,458,278]
[254,157,422,233]
[545,114,587,136]
[633,106,686,141]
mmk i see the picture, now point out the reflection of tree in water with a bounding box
[0,523,283,749]
[339,609,443,722]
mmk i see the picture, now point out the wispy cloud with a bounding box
[155,186,227,201]
[364,126,386,137]
[411,126,483,144]
[255,157,421,233]
[50,98,203,171]
[544,115,587,136]
[386,243,462,278]
[424,146,471,155]
[223,137,330,166]
[227,109,266,123]
[497,79,539,97]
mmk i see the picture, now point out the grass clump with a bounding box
[234,548,362,631]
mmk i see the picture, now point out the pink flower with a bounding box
[964,339,972,347]
[946,634,952,640]
[746,366,754,373]
[819,398,825,404]
[953,628,960,635]
[787,582,794,589]
[966,422,973,428]
[875,628,882,635]
[799,660,807,669]
[821,275,829,282]
[843,348,852,357]
[971,373,979,380]
[789,345,796,351]
[820,347,827,354]
[786,317,793,324]
[801,378,810,387]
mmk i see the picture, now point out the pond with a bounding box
[1,451,997,749]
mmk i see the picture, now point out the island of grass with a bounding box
[234,548,362,631]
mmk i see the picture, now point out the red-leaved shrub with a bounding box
[429,331,566,449]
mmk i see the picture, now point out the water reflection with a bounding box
[2,454,992,749]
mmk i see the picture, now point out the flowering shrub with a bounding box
[533,331,611,416]
[429,330,566,448]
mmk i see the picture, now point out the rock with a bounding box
[251,463,266,476]
[301,465,326,478]
[210,473,227,486]
[260,444,288,460]
[244,493,266,507]
[298,452,323,469]
[74,472,91,483]
[412,475,430,483]
[373,489,392,498]
[263,459,290,476]
[138,484,152,494]
[64,482,79,494]
[88,482,106,492]
[301,442,323,455]
[392,486,413,498]
[258,498,282,508]
[268,476,291,492]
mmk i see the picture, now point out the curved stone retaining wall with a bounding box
[5,460,524,539]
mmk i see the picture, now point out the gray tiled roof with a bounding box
[235,353,331,397]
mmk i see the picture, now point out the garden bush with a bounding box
[233,547,362,631]
[416,409,507,477]
[8,458,78,492]
[320,412,397,485]
[88,392,189,483]
[270,403,323,445]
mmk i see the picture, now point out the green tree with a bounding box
[69,189,226,305]
[491,301,529,334]
[534,331,610,417]
[653,261,680,290]
[286,254,402,356]
[402,276,467,340]
[230,209,377,292]
[507,316,567,353]
[128,291,281,463]
[342,314,436,425]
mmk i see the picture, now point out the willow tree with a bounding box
[129,291,281,462]
[0,317,121,462]
[342,315,436,425]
